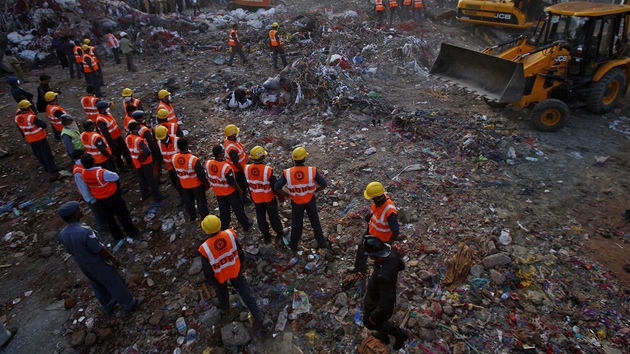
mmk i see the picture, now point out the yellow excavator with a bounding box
[431,1,630,131]
[456,0,552,29]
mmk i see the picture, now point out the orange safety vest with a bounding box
[414,0,423,7]
[82,53,95,72]
[89,46,100,64]
[126,134,153,168]
[157,137,179,171]
[82,167,117,199]
[284,166,317,204]
[138,125,153,141]
[107,33,119,48]
[96,113,122,140]
[123,114,136,134]
[172,152,202,189]
[14,111,46,143]
[81,131,111,164]
[390,0,398,7]
[72,162,86,195]
[45,104,65,133]
[404,0,412,5]
[244,164,274,203]
[269,29,279,47]
[368,196,397,242]
[206,159,236,197]
[157,101,177,124]
[123,97,141,112]
[81,95,99,123]
[223,138,247,173]
[228,29,239,46]
[156,121,178,137]
[375,0,385,11]
[198,229,241,284]
[73,45,83,63]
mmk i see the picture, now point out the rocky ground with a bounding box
[0,0,629,353]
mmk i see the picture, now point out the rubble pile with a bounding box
[0,0,628,353]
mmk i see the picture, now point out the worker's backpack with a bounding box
[357,335,390,354]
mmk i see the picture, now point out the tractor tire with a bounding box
[585,68,626,114]
[531,99,569,132]
[483,97,509,109]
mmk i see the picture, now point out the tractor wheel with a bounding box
[585,68,626,114]
[227,1,238,10]
[483,97,508,109]
[531,99,569,132]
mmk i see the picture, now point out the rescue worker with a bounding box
[172,138,210,221]
[223,124,249,204]
[123,104,137,134]
[7,76,34,106]
[155,126,183,204]
[274,147,329,251]
[81,153,140,246]
[14,100,59,180]
[227,23,248,67]
[402,0,413,20]
[84,39,104,86]
[71,149,110,235]
[198,215,270,329]
[57,201,144,315]
[268,22,288,69]
[81,120,117,173]
[375,0,385,25]
[81,85,100,123]
[156,108,182,138]
[361,236,408,350]
[351,182,400,274]
[132,111,160,161]
[96,100,132,171]
[72,40,84,80]
[413,0,424,23]
[119,32,137,72]
[206,145,252,232]
[106,32,121,64]
[126,122,166,203]
[60,114,84,160]
[244,146,287,245]
[388,0,402,27]
[81,45,102,97]
[43,91,66,140]
[156,90,179,126]
[122,87,144,112]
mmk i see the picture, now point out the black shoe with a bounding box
[371,331,390,345]
[156,194,169,202]
[125,297,145,313]
[177,198,185,207]
[263,233,271,244]
[317,240,331,250]
[393,329,409,350]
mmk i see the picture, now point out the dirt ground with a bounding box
[1,0,629,353]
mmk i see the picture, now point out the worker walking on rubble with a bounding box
[223,124,250,204]
[388,0,402,27]
[14,100,59,181]
[361,236,409,350]
[245,146,288,245]
[57,201,144,315]
[413,0,424,23]
[274,147,330,251]
[172,137,210,221]
[268,22,288,69]
[95,100,132,171]
[227,23,248,67]
[374,0,386,25]
[106,32,121,65]
[81,120,117,172]
[119,32,137,72]
[44,91,67,141]
[351,181,400,274]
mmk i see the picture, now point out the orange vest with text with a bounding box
[172,152,202,189]
[96,113,122,140]
[206,159,236,197]
[82,167,117,199]
[198,229,241,284]
[81,131,111,164]
[284,166,317,204]
[244,164,274,203]
[224,138,247,173]
[15,111,46,143]
[126,134,153,168]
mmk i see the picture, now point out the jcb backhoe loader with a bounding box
[456,0,552,29]
[431,2,630,131]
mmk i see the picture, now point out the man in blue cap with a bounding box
[57,201,144,315]
[7,76,34,107]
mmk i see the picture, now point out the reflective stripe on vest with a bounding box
[157,137,179,171]
[368,197,397,242]
[61,127,84,151]
[198,229,241,284]
[89,46,100,63]
[82,53,94,72]
[228,29,239,46]
[414,0,423,7]
[123,97,141,112]
[390,0,398,7]
[157,102,177,124]
[206,160,236,197]
[15,111,46,143]
[107,34,119,48]
[375,0,385,11]
[81,96,99,122]
[172,153,201,188]
[284,166,317,204]
[125,134,153,168]
[224,138,247,172]
[96,113,122,140]
[123,114,136,134]
[46,104,65,132]
[156,121,178,137]
[81,131,111,164]
[82,168,117,199]
[269,29,279,46]
[404,0,411,5]
[73,45,83,62]
[245,164,274,203]
[73,162,86,195]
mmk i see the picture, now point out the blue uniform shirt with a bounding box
[58,222,104,264]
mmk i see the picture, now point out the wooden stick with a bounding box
[400,308,413,328]
[0,264,12,268]
[201,282,212,299]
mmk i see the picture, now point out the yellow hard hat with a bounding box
[364,181,385,200]
[155,126,169,140]
[81,44,89,51]
[224,124,240,137]
[122,88,133,97]
[83,38,90,45]
[158,89,170,100]
[156,109,169,119]
[201,215,222,234]
[292,146,308,161]
[272,22,279,27]
[250,146,267,160]
[44,91,58,102]
[18,100,31,110]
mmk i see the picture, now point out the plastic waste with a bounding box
[173,349,181,354]
[176,317,187,335]
[354,307,363,326]
[275,306,288,332]
[185,329,196,345]
[498,229,512,245]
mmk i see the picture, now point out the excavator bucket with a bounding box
[430,43,526,103]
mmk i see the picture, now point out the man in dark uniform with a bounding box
[57,201,144,315]
[362,236,408,350]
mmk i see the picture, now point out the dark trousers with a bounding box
[57,49,69,68]
[389,7,402,26]
[289,197,326,249]
[112,136,132,168]
[403,4,412,20]
[84,71,102,96]
[79,260,134,313]
[254,198,284,235]
[235,171,249,202]
[137,161,160,201]
[96,64,104,86]
[363,316,407,343]
[414,7,423,23]
[30,138,57,173]
[228,46,247,66]
[211,271,263,323]
[354,231,371,274]
[88,202,110,233]
[125,53,136,72]
[112,47,121,64]
[217,191,251,231]
[94,190,139,240]
[73,60,83,79]
[181,185,209,220]
[271,46,288,69]
[98,159,118,173]
[167,168,183,197]
[376,10,384,24]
